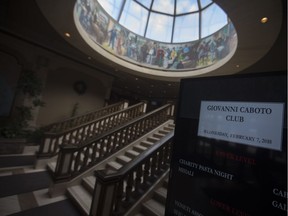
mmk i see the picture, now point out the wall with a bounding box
[38,67,108,125]
[0,31,114,128]
[0,51,21,126]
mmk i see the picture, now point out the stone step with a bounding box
[147,137,160,143]
[163,178,169,188]
[154,187,167,205]
[158,129,170,135]
[67,185,92,216]
[125,149,140,158]
[106,160,123,170]
[142,199,165,216]
[133,145,147,153]
[153,132,165,139]
[164,126,174,131]
[82,175,96,194]
[116,155,132,165]
[141,140,154,148]
[47,161,56,172]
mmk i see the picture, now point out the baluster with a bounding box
[52,137,60,154]
[143,160,151,185]
[113,180,124,215]
[106,135,113,154]
[99,119,104,134]
[135,166,143,193]
[73,151,81,172]
[158,148,164,172]
[83,146,90,168]
[120,128,126,148]
[94,121,100,136]
[125,173,133,203]
[104,137,109,156]
[151,154,157,180]
[98,139,105,159]
[113,132,120,151]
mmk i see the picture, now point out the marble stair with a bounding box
[134,177,169,216]
[67,121,174,216]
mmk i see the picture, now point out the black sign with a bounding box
[165,72,287,216]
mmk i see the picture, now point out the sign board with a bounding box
[165,72,287,216]
[198,101,284,151]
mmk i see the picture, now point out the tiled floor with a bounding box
[0,147,67,216]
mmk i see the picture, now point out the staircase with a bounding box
[66,121,174,215]
[0,102,175,215]
[133,177,169,216]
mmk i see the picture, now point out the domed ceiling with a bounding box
[74,0,237,78]
[35,0,283,82]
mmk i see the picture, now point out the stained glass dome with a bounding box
[74,0,237,76]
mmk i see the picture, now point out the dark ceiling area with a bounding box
[0,0,286,102]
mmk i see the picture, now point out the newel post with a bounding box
[166,102,175,117]
[90,169,120,216]
[141,100,147,113]
[53,144,76,181]
[123,100,129,109]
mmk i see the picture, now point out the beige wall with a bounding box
[0,32,114,128]
[37,67,108,126]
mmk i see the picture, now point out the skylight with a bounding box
[74,0,237,75]
[97,0,227,43]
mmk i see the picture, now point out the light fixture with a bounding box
[65,32,71,37]
[261,17,268,24]
[236,64,240,68]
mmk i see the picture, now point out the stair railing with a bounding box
[90,131,174,216]
[37,101,146,158]
[43,101,129,133]
[52,104,174,182]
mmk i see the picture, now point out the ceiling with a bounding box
[0,0,286,101]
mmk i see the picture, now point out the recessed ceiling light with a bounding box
[65,32,71,37]
[236,64,240,68]
[261,17,268,24]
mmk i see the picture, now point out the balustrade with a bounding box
[52,104,174,181]
[44,101,128,132]
[90,132,173,216]
[37,101,146,158]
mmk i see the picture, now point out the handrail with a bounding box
[90,132,174,216]
[52,104,174,181]
[43,101,128,133]
[37,101,146,158]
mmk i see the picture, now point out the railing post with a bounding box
[166,101,175,117]
[123,100,129,109]
[141,100,147,113]
[54,144,76,180]
[38,136,51,156]
[90,170,119,216]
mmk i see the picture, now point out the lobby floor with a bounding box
[0,146,80,216]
